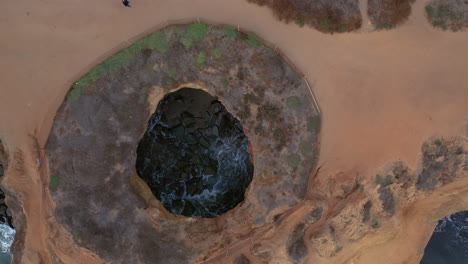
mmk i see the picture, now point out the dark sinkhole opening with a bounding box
[421,211,468,264]
[136,88,254,218]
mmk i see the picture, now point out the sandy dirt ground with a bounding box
[0,0,467,263]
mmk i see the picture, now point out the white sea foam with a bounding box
[0,224,15,253]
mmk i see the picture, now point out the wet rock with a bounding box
[184,166,192,174]
[183,117,195,126]
[199,137,210,149]
[180,173,189,181]
[0,205,6,216]
[173,125,185,138]
[210,103,222,114]
[212,126,219,137]
[204,166,217,176]
[182,204,195,216]
[0,187,13,229]
[177,160,189,168]
[184,134,198,145]
[172,199,184,212]
[206,175,218,186]
[190,155,201,165]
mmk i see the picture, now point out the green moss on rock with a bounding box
[197,52,206,64]
[67,87,82,103]
[223,27,237,39]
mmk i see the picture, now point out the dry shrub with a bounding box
[247,0,362,33]
[368,0,415,29]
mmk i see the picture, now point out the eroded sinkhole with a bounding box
[136,88,254,218]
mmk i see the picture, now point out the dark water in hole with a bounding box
[420,211,468,264]
[136,88,253,218]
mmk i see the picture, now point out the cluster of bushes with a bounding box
[368,0,414,30]
[247,0,467,32]
[247,0,362,33]
[425,1,468,31]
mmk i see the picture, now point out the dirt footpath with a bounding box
[0,0,467,263]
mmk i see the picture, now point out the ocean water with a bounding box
[421,211,468,264]
[0,224,14,264]
[0,252,11,264]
